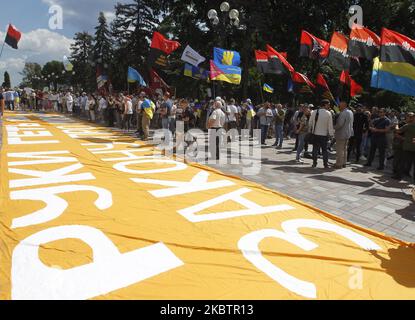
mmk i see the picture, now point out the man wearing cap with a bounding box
[308,99,335,168]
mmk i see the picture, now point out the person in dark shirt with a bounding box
[365,108,391,170]
[391,114,410,180]
[0,90,4,118]
[348,104,369,163]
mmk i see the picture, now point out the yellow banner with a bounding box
[1,112,415,300]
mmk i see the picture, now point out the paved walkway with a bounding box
[209,138,415,243]
[2,112,415,242]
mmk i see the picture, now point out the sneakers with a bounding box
[296,159,304,164]
[276,145,282,150]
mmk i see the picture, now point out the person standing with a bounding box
[308,99,335,169]
[0,89,4,119]
[208,100,226,160]
[273,104,285,149]
[66,92,73,114]
[396,113,415,183]
[135,92,145,137]
[123,96,134,131]
[98,95,108,124]
[107,95,115,127]
[348,104,369,163]
[141,94,155,141]
[258,102,273,145]
[365,108,391,170]
[87,94,96,122]
[5,89,15,111]
[334,101,354,169]
[296,105,311,163]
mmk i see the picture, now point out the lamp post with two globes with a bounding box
[207,2,241,48]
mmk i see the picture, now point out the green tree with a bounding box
[93,12,113,68]
[110,0,165,90]
[70,32,95,91]
[42,61,66,91]
[2,71,11,89]
[20,62,43,89]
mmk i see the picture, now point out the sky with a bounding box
[0,0,119,87]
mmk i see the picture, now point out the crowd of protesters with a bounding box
[1,87,414,184]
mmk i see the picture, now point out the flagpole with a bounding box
[259,81,264,103]
[0,38,6,61]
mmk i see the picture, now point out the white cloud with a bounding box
[0,29,73,87]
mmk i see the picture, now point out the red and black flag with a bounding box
[4,24,22,49]
[149,68,173,95]
[291,71,316,94]
[255,50,270,73]
[316,73,336,103]
[347,25,381,60]
[380,28,415,66]
[300,30,330,60]
[148,31,181,68]
[266,44,295,74]
[328,32,361,75]
[256,48,287,75]
[339,70,363,98]
[328,32,350,71]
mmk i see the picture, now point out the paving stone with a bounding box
[374,205,397,214]
[340,195,360,202]
[403,224,415,234]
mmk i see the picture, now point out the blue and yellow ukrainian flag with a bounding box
[247,105,256,120]
[184,63,209,81]
[371,57,415,97]
[263,83,274,93]
[210,60,242,85]
[142,98,156,120]
[214,47,241,67]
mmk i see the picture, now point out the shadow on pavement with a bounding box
[370,246,415,288]
[359,188,412,201]
[395,203,415,221]
[307,174,376,188]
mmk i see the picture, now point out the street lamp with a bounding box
[207,2,240,28]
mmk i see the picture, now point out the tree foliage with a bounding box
[23,0,415,108]
[20,62,43,89]
[70,32,95,91]
[2,71,11,89]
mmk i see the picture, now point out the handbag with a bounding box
[305,109,320,144]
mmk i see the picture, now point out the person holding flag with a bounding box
[141,93,156,141]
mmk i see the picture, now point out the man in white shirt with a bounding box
[208,100,226,160]
[98,96,108,123]
[226,98,239,142]
[66,92,73,113]
[5,89,15,111]
[80,92,88,117]
[308,99,335,168]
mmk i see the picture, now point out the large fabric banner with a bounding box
[1,112,415,300]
